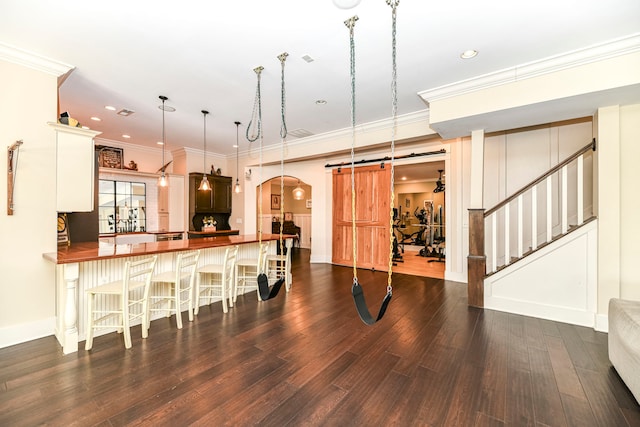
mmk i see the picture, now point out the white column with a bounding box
[62,263,79,354]
[469,130,485,209]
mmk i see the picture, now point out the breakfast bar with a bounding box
[44,234,292,354]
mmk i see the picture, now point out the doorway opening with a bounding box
[392,161,445,279]
[257,176,312,252]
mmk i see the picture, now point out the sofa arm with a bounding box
[608,298,640,404]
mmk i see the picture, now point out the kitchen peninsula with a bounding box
[44,234,293,354]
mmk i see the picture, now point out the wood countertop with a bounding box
[44,234,293,264]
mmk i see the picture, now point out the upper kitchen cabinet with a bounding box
[189,173,231,214]
[49,122,101,212]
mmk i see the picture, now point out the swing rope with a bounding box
[250,54,289,302]
[348,0,399,325]
[246,66,273,300]
[257,52,289,301]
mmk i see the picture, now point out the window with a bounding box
[99,180,146,234]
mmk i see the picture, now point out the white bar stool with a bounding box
[194,245,239,314]
[235,241,270,301]
[266,238,293,292]
[148,250,200,330]
[85,256,157,350]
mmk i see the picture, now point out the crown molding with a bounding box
[0,42,74,76]
[254,109,431,157]
[419,33,640,104]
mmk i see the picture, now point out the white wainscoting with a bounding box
[292,213,311,248]
[485,219,598,327]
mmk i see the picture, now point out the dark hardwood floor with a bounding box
[1,249,639,426]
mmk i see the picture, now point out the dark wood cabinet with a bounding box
[189,173,231,214]
[189,173,232,231]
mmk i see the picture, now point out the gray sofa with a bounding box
[609,298,640,403]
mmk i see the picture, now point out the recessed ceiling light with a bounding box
[122,134,131,139]
[460,49,478,59]
[332,0,361,9]
[157,141,164,145]
[401,176,407,181]
[90,116,101,121]
[233,144,239,148]
[104,105,116,111]
[316,99,327,105]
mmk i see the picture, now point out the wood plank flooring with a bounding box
[392,245,445,279]
[1,249,638,426]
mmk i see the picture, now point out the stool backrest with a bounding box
[257,242,269,275]
[175,250,200,288]
[223,245,239,281]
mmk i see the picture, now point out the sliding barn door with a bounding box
[332,164,391,271]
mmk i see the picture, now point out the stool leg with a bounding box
[174,282,183,329]
[194,273,201,315]
[85,293,94,350]
[221,274,228,313]
[122,294,132,349]
[187,281,194,322]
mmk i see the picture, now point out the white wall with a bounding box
[619,104,640,301]
[0,59,59,347]
[597,103,640,322]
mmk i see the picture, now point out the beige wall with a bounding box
[0,60,58,346]
[616,104,640,301]
[594,104,640,321]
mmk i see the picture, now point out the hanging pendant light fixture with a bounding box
[292,179,305,200]
[234,121,242,194]
[158,95,170,188]
[198,110,211,191]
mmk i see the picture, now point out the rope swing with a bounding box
[348,0,399,325]
[246,53,290,301]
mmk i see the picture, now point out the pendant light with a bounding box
[234,121,242,193]
[158,95,170,188]
[292,179,305,200]
[198,110,211,191]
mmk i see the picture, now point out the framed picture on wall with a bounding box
[57,213,70,246]
[306,199,312,208]
[284,212,293,221]
[271,194,281,210]
[96,145,123,169]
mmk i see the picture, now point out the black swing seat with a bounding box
[257,273,285,301]
[351,279,392,325]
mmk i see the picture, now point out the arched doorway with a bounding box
[258,175,312,250]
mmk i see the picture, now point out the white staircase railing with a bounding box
[483,139,596,275]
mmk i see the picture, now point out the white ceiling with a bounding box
[1,0,639,157]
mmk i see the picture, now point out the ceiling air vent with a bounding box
[117,108,135,116]
[288,128,314,138]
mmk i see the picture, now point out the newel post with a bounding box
[468,209,485,307]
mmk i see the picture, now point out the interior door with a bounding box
[332,164,391,271]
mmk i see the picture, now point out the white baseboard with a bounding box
[0,317,55,349]
[310,255,331,263]
[595,313,609,333]
[485,297,595,327]
[445,271,467,283]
